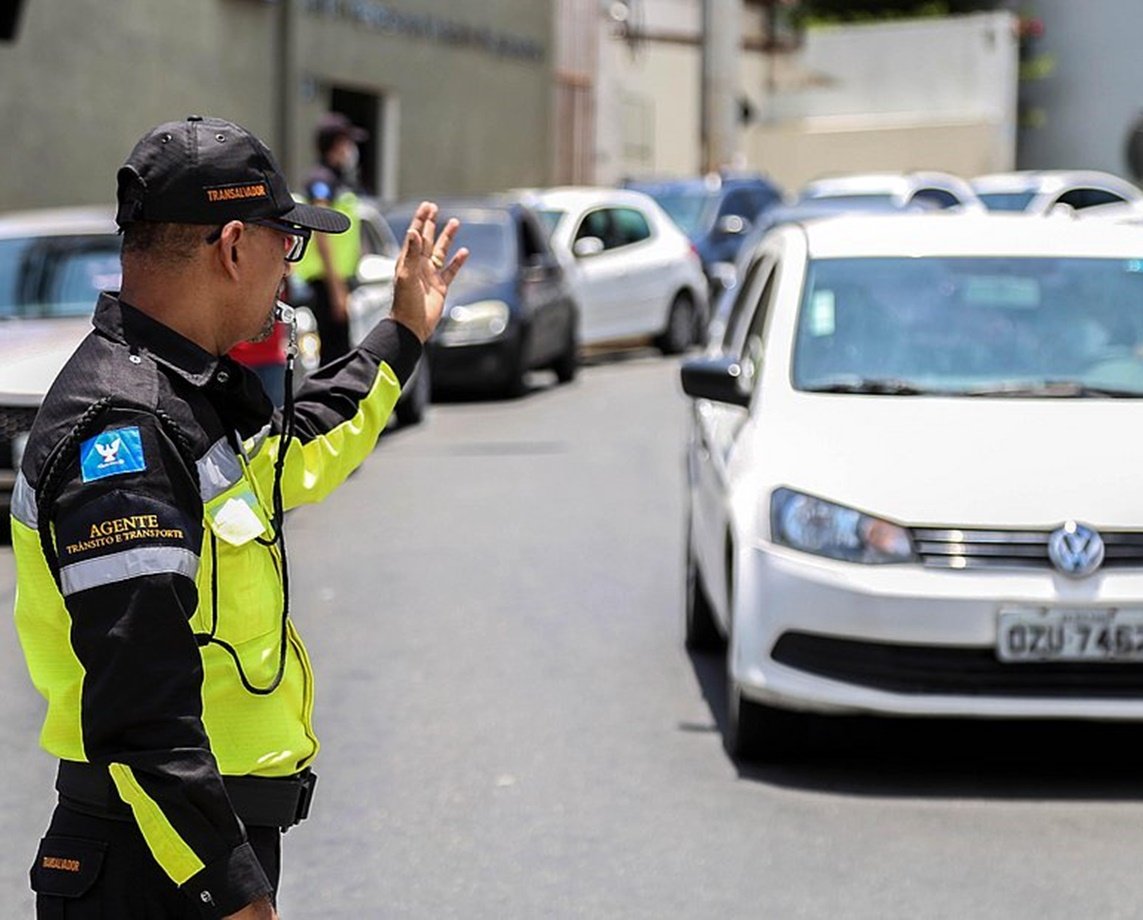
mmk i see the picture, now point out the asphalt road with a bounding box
[5,353,1143,918]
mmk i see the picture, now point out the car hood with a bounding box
[753,394,1143,528]
[0,318,91,401]
[444,275,515,309]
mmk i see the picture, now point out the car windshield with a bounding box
[450,218,514,277]
[799,192,897,207]
[0,235,121,319]
[792,256,1143,397]
[535,209,565,238]
[642,191,715,238]
[977,191,1037,212]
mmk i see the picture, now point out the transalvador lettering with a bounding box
[42,856,81,872]
[205,183,268,203]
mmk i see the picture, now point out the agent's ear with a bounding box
[215,220,245,280]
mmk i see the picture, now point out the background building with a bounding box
[0,0,553,210]
[1002,0,1143,179]
[556,0,1019,191]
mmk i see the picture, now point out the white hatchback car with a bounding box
[682,213,1143,761]
[530,187,708,352]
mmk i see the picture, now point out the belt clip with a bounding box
[293,770,317,826]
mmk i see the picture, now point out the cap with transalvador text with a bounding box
[115,115,350,235]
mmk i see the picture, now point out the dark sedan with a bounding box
[386,199,579,398]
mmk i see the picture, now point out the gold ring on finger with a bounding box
[430,254,445,269]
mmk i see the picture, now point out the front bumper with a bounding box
[733,543,1143,720]
[426,329,520,390]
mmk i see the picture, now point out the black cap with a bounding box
[116,115,350,234]
[316,112,369,156]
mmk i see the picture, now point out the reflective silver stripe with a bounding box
[11,470,37,529]
[196,438,243,503]
[60,546,199,596]
[244,423,273,461]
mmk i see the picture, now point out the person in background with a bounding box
[294,112,368,364]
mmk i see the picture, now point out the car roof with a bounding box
[800,171,974,199]
[527,186,661,211]
[970,170,1143,196]
[623,172,778,195]
[794,212,1143,259]
[384,196,529,221]
[0,206,118,239]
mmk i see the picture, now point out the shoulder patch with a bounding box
[81,427,146,483]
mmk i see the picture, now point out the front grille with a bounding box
[912,527,1143,571]
[0,405,38,471]
[772,631,1143,698]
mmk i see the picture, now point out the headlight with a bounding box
[437,300,511,346]
[769,488,914,564]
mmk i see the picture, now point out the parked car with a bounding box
[621,172,784,297]
[798,171,983,212]
[970,170,1143,214]
[385,198,579,398]
[681,212,1143,761]
[529,187,708,353]
[0,208,121,516]
[285,198,431,426]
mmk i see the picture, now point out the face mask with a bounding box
[342,144,360,171]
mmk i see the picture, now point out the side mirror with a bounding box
[680,356,751,407]
[716,214,751,236]
[357,254,397,284]
[573,236,605,258]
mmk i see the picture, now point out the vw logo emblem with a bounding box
[1047,521,1105,578]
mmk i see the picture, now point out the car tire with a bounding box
[685,528,722,651]
[395,360,431,427]
[657,291,694,356]
[725,686,808,763]
[552,325,579,384]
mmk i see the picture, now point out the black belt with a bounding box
[56,761,317,830]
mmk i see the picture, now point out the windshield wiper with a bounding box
[963,380,1143,398]
[803,376,932,396]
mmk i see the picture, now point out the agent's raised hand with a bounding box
[390,201,468,343]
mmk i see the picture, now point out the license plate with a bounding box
[997,607,1143,662]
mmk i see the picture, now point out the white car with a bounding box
[682,212,1143,761]
[530,187,708,352]
[0,208,121,514]
[799,171,983,212]
[971,170,1143,215]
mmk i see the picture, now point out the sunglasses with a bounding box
[204,218,313,263]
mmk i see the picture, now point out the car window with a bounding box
[719,189,757,219]
[363,213,404,257]
[792,256,1143,396]
[722,255,773,350]
[0,235,121,319]
[1056,188,1127,210]
[610,208,651,247]
[574,207,650,251]
[536,209,565,238]
[738,265,781,394]
[910,188,960,209]
[450,218,514,277]
[574,208,612,245]
[976,191,1036,212]
[518,213,551,265]
[644,191,715,237]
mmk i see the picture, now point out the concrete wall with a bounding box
[0,0,553,211]
[1005,0,1143,176]
[593,4,1018,192]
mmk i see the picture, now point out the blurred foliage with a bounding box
[790,0,1003,26]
